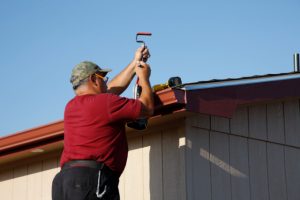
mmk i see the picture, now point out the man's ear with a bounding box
[90,74,97,83]
[90,74,100,87]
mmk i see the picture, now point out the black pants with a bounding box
[52,162,120,200]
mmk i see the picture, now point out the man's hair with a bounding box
[73,77,89,90]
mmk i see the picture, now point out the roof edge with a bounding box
[0,120,64,152]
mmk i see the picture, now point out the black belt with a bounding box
[62,160,104,170]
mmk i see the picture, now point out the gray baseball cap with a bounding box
[70,61,111,89]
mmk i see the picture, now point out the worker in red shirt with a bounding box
[52,46,153,200]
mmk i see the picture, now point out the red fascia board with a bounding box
[186,77,300,117]
[0,120,64,154]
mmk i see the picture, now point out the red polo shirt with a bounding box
[60,93,142,174]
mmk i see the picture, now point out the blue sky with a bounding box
[1,0,299,136]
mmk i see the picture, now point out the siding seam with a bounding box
[12,168,15,199]
[265,105,271,200]
[247,106,252,200]
[161,130,164,200]
[26,164,29,200]
[209,130,212,200]
[283,146,289,200]
[266,144,271,200]
[228,135,233,200]
[190,126,300,150]
[282,101,289,200]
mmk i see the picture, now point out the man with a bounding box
[52,46,154,200]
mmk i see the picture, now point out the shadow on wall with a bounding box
[145,126,251,200]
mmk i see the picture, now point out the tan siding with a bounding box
[162,127,186,200]
[189,113,210,129]
[185,127,211,200]
[0,169,13,200]
[267,143,288,200]
[249,104,267,140]
[211,116,230,133]
[143,131,163,200]
[267,102,285,144]
[210,131,231,200]
[230,106,249,137]
[284,99,300,147]
[285,146,300,200]
[27,162,43,200]
[12,166,28,200]
[229,135,250,200]
[118,168,125,200]
[248,139,269,200]
[41,157,59,200]
[2,99,300,200]
[0,155,60,200]
[124,136,143,200]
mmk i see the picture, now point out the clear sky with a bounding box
[1,0,299,136]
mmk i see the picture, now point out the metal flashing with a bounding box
[182,72,300,90]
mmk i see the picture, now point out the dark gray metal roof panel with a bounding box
[182,72,300,90]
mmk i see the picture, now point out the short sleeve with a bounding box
[107,94,142,122]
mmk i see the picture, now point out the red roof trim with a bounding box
[0,120,64,154]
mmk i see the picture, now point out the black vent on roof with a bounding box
[294,53,299,72]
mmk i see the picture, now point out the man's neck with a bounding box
[75,88,99,96]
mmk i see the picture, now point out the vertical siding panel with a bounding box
[162,128,182,200]
[285,146,300,200]
[119,169,125,200]
[28,162,43,200]
[267,143,287,200]
[124,136,143,200]
[248,140,269,200]
[211,116,230,133]
[189,113,210,129]
[12,166,28,200]
[143,131,163,200]
[42,157,59,200]
[284,100,300,147]
[178,126,187,200]
[230,106,249,137]
[210,131,231,200]
[229,135,250,200]
[186,127,211,200]
[267,102,285,144]
[249,104,267,140]
[0,169,13,200]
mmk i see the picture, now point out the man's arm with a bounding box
[107,46,149,95]
[135,61,154,117]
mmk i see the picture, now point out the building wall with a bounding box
[0,118,188,200]
[119,118,187,200]
[0,154,60,200]
[1,98,299,200]
[185,99,300,200]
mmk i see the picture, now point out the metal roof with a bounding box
[181,71,300,90]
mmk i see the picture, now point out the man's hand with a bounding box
[134,45,150,62]
[107,46,150,95]
[135,61,151,81]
